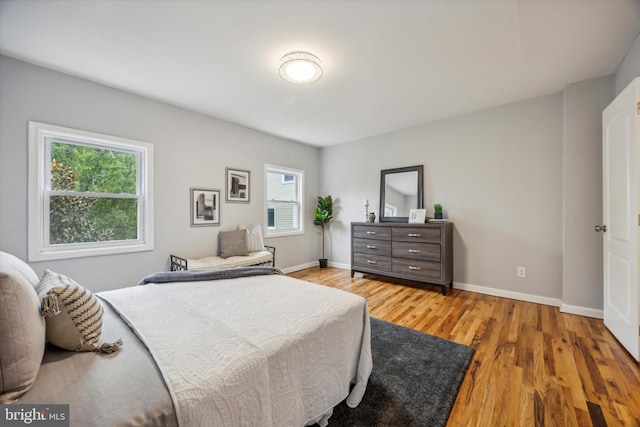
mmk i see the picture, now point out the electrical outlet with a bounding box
[517,266,526,278]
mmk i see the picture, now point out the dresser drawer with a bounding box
[392,241,440,262]
[353,225,392,241]
[353,238,392,256]
[392,258,442,281]
[353,253,392,272]
[392,226,441,243]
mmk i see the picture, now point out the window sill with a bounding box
[28,241,153,262]
[264,229,304,239]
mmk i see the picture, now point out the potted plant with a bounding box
[314,195,333,268]
[434,203,443,219]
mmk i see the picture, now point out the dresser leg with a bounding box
[440,286,447,296]
[351,269,355,278]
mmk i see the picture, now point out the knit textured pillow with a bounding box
[219,229,249,258]
[36,269,104,352]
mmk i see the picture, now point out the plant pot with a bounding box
[434,212,443,219]
[319,258,328,268]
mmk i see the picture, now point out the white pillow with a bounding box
[0,252,46,403]
[238,224,265,252]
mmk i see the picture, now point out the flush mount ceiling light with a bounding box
[278,51,323,84]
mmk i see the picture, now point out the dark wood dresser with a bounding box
[351,222,453,295]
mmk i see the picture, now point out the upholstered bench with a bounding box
[170,246,275,271]
[170,225,275,271]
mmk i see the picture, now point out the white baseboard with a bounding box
[280,261,317,274]
[453,281,562,308]
[453,282,604,317]
[559,303,603,319]
[281,261,350,274]
[328,261,350,270]
[284,263,602,317]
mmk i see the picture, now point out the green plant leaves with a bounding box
[314,195,333,226]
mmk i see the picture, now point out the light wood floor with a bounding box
[288,267,640,427]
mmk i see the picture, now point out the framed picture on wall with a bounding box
[408,209,426,224]
[226,168,250,203]
[191,188,220,226]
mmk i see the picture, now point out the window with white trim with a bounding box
[265,164,304,237]
[28,122,154,261]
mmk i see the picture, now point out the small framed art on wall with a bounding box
[226,168,250,203]
[191,188,220,226]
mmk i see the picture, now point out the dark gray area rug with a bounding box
[317,317,475,427]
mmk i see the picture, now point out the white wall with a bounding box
[0,56,321,292]
[561,76,615,315]
[616,32,640,95]
[2,33,636,305]
[322,94,565,300]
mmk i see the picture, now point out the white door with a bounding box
[601,77,639,361]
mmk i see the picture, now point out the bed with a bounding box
[0,253,372,427]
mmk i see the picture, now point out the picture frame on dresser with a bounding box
[409,209,426,223]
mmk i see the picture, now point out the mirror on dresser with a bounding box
[379,165,424,222]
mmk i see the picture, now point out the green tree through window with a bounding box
[49,142,139,244]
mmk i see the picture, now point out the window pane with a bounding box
[51,141,137,194]
[49,196,138,244]
[267,171,298,202]
[267,207,275,228]
[269,201,298,229]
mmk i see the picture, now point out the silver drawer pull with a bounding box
[367,260,377,264]
[408,249,421,253]
[366,245,377,249]
[408,233,421,237]
[408,266,421,270]
[366,231,377,235]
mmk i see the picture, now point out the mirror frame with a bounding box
[379,165,424,223]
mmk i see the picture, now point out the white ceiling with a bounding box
[1,0,639,147]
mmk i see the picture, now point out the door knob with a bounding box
[595,225,607,232]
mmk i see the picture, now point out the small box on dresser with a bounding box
[351,222,453,295]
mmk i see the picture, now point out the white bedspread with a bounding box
[99,274,372,427]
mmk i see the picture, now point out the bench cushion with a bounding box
[187,250,273,271]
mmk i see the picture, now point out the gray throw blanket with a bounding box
[137,266,284,286]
